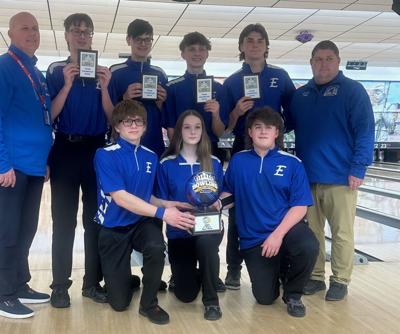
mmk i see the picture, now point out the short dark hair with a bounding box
[179,32,211,51]
[245,107,284,149]
[111,100,147,140]
[127,19,153,39]
[311,40,339,58]
[238,23,269,61]
[64,13,94,32]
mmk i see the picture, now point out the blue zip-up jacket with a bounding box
[164,71,228,143]
[109,58,168,157]
[223,62,295,137]
[46,58,108,136]
[287,71,375,185]
[0,45,52,176]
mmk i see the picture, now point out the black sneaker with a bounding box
[325,282,348,301]
[225,271,240,290]
[131,275,141,291]
[283,298,306,318]
[82,285,107,303]
[216,278,226,293]
[159,280,168,292]
[51,288,70,308]
[168,276,175,291]
[139,304,170,325]
[17,286,50,304]
[303,279,326,295]
[204,305,222,321]
[0,299,34,319]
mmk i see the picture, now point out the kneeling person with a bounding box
[221,107,318,317]
[94,100,194,325]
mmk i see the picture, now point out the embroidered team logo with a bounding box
[274,165,287,176]
[302,91,310,97]
[269,78,279,88]
[95,80,101,90]
[146,162,152,174]
[324,85,339,96]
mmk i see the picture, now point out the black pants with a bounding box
[49,134,105,290]
[98,218,165,311]
[242,222,319,304]
[0,171,44,300]
[226,136,246,274]
[168,231,223,307]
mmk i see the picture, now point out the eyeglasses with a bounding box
[120,118,145,127]
[69,28,94,39]
[132,37,153,45]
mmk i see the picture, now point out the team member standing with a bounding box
[95,100,195,325]
[46,13,113,308]
[0,12,52,319]
[109,19,168,157]
[157,110,224,321]
[223,23,295,289]
[222,108,318,317]
[164,32,228,161]
[287,41,375,301]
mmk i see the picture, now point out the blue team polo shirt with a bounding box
[0,45,52,176]
[46,59,108,136]
[94,138,158,228]
[223,63,295,137]
[157,154,224,239]
[164,71,228,143]
[109,58,168,157]
[224,148,313,250]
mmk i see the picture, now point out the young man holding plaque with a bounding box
[221,107,318,317]
[157,110,224,321]
[94,100,195,325]
[164,32,228,161]
[108,19,168,158]
[223,23,296,290]
[46,13,114,308]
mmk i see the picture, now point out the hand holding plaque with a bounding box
[78,49,98,80]
[142,74,158,100]
[186,171,222,235]
[243,75,260,99]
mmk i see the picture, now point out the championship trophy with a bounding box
[186,171,222,235]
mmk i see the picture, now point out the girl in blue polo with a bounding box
[157,110,224,321]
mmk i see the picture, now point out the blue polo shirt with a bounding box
[46,59,108,136]
[0,45,52,176]
[164,71,228,143]
[224,148,312,250]
[223,63,295,137]
[94,138,158,228]
[109,58,168,157]
[157,154,224,239]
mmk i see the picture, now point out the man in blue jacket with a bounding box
[0,12,53,319]
[287,40,375,301]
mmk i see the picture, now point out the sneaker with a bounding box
[82,285,107,303]
[17,286,50,304]
[325,282,348,301]
[225,271,240,290]
[0,299,34,319]
[131,275,141,291]
[204,305,222,321]
[51,288,70,308]
[168,276,175,291]
[216,278,226,293]
[159,280,168,292]
[283,298,306,318]
[303,279,326,295]
[139,304,170,325]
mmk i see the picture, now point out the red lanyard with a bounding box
[8,50,47,110]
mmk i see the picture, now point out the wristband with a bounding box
[220,195,234,209]
[155,207,165,220]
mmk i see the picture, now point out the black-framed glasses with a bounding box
[69,28,94,39]
[120,118,145,127]
[133,37,153,45]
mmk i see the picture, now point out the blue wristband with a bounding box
[155,207,165,220]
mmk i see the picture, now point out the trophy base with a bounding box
[190,208,222,235]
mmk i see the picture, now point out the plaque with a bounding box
[243,75,260,99]
[186,171,222,235]
[142,74,158,100]
[78,49,98,80]
[196,77,213,103]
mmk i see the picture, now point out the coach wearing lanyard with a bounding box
[0,12,52,319]
[46,13,113,308]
